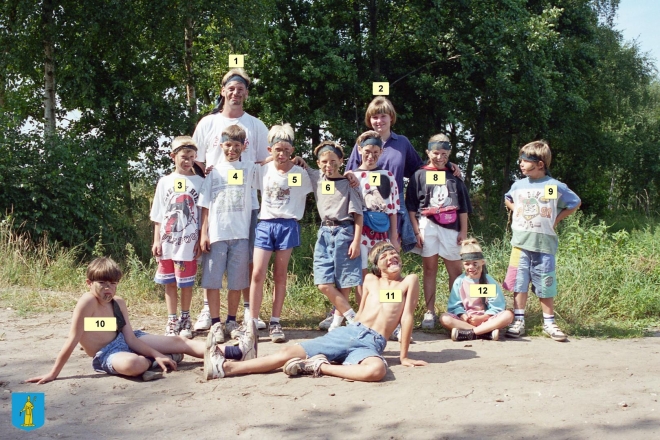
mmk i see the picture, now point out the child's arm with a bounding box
[26,298,90,384]
[152,222,162,257]
[399,274,427,367]
[117,299,177,373]
[457,212,468,244]
[554,202,581,227]
[199,207,211,252]
[447,278,467,317]
[348,213,362,259]
[389,213,400,251]
[485,278,506,315]
[408,211,423,248]
[504,199,515,211]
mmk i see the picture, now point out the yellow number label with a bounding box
[229,54,245,68]
[288,173,302,187]
[469,284,496,298]
[379,289,402,303]
[322,181,335,195]
[369,172,381,186]
[544,184,558,200]
[372,82,389,95]
[174,178,186,193]
[425,171,446,185]
[228,169,244,185]
[84,317,117,332]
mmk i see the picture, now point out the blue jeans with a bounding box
[299,323,387,366]
[313,225,362,288]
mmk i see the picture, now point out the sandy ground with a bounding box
[1,309,659,440]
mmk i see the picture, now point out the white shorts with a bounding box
[411,217,461,260]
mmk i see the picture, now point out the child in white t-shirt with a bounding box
[197,125,259,346]
[150,136,204,338]
[249,123,312,343]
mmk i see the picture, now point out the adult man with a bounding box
[204,242,428,382]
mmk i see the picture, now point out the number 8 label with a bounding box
[425,171,446,185]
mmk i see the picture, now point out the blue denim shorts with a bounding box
[313,225,362,288]
[92,330,148,374]
[201,239,250,290]
[299,323,387,366]
[254,218,301,251]
[503,247,557,298]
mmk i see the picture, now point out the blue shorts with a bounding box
[313,225,362,288]
[201,239,250,290]
[299,323,387,366]
[249,209,258,263]
[254,218,300,251]
[92,330,148,374]
[503,248,557,298]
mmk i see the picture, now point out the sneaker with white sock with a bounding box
[506,320,525,338]
[204,345,226,380]
[318,311,334,330]
[194,309,212,331]
[421,311,438,329]
[179,316,193,339]
[269,323,286,343]
[164,319,180,336]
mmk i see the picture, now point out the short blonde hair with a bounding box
[519,140,552,171]
[268,123,295,146]
[356,130,382,148]
[171,136,198,154]
[222,68,251,88]
[459,237,483,257]
[365,97,397,128]
[87,257,123,283]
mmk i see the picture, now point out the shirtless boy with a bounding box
[204,242,427,382]
[26,257,214,383]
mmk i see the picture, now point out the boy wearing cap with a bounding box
[198,125,259,346]
[150,136,204,338]
[503,141,580,341]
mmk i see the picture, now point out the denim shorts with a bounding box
[92,330,148,374]
[299,323,387,366]
[503,247,557,298]
[313,225,362,288]
[254,218,301,251]
[201,239,249,290]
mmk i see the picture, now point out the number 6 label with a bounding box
[469,284,496,298]
[288,173,302,187]
[379,289,402,303]
[84,317,117,331]
[321,181,335,195]
[544,184,557,200]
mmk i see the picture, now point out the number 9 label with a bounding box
[544,184,557,200]
[288,173,302,187]
[469,284,496,298]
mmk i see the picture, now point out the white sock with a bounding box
[332,315,344,327]
[543,313,555,326]
[343,308,356,324]
[514,309,525,321]
[270,316,280,324]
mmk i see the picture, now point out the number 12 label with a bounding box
[288,173,302,187]
[379,289,402,303]
[84,317,117,331]
[469,284,496,298]
[228,170,244,185]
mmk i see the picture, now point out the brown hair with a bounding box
[222,124,247,144]
[364,97,397,128]
[221,68,251,88]
[314,141,344,159]
[87,257,123,283]
[520,140,552,171]
[368,241,397,276]
[356,130,382,148]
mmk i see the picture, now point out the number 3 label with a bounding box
[322,181,335,195]
[174,178,186,193]
[379,289,402,303]
[84,317,117,331]
[469,284,496,298]
[228,170,243,185]
[544,184,557,200]
[288,173,302,187]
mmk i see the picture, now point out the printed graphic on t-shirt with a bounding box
[358,170,398,213]
[265,182,290,208]
[514,189,553,229]
[211,177,246,214]
[428,180,458,210]
[161,189,199,245]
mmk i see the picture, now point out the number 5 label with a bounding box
[544,184,557,200]
[469,284,496,298]
[379,289,402,303]
[288,173,302,187]
[425,171,446,185]
[229,54,245,67]
[84,317,117,331]
[321,181,335,195]
[228,169,243,185]
[174,178,186,193]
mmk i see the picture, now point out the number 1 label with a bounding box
[84,317,117,331]
[322,181,335,195]
[229,54,245,67]
[469,284,496,298]
[228,169,244,185]
[544,184,557,200]
[379,289,402,303]
[288,173,302,187]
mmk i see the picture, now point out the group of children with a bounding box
[27,126,581,384]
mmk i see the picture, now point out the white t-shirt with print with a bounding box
[150,173,205,261]
[258,162,312,221]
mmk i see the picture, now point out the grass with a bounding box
[1,212,659,338]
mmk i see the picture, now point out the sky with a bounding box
[615,0,660,66]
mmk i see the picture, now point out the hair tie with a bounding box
[269,136,293,147]
[360,138,383,148]
[316,144,343,159]
[223,75,248,87]
[428,141,451,151]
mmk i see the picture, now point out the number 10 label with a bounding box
[468,284,496,298]
[84,317,117,331]
[379,289,402,303]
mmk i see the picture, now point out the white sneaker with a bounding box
[543,323,567,342]
[194,309,212,331]
[204,345,226,380]
[257,318,267,330]
[506,320,525,338]
[224,320,240,338]
[237,319,258,360]
[179,316,193,339]
[164,319,180,336]
[328,320,342,332]
[318,311,334,330]
[421,311,438,329]
[231,323,246,340]
[390,324,413,342]
[207,322,225,348]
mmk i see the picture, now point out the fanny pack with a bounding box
[421,206,458,225]
[363,211,390,233]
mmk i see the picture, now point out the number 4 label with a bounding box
[469,284,496,298]
[379,289,402,303]
[84,317,117,331]
[544,184,557,199]
[228,170,244,185]
[288,173,302,187]
[322,181,335,195]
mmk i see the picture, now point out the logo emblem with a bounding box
[12,392,45,431]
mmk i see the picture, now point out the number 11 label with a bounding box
[469,284,496,298]
[379,289,402,303]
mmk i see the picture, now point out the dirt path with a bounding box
[1,309,659,439]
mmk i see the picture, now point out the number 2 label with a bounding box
[372,82,389,95]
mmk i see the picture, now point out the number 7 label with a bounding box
[469,284,496,298]
[369,173,381,186]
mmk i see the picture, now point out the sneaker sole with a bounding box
[283,357,304,376]
[271,334,286,343]
[194,323,211,331]
[142,371,163,381]
[544,331,567,342]
[203,347,213,381]
[206,329,217,349]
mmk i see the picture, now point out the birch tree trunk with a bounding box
[42,0,56,133]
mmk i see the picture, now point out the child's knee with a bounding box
[502,310,514,325]
[365,361,387,382]
[114,355,149,376]
[439,313,454,327]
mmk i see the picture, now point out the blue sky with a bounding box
[615,0,659,66]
